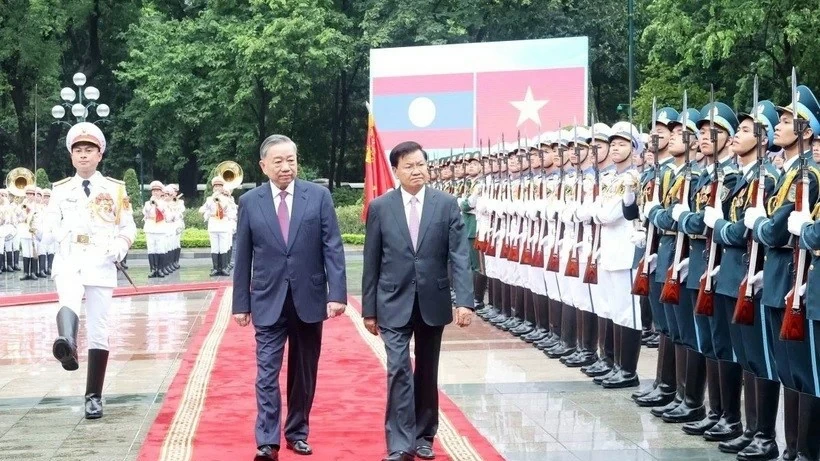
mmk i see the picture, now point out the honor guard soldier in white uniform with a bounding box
[41,189,56,275]
[0,189,14,272]
[168,184,184,271]
[143,181,169,278]
[199,176,236,276]
[19,185,41,281]
[160,185,179,274]
[42,122,136,419]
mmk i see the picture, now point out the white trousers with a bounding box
[209,231,231,254]
[601,269,641,329]
[55,274,114,350]
[4,238,14,252]
[20,237,34,257]
[146,232,165,253]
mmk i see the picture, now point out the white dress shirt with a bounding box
[400,185,425,231]
[270,180,295,220]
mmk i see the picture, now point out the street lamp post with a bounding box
[51,72,111,128]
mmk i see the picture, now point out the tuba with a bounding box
[214,161,243,192]
[5,167,35,199]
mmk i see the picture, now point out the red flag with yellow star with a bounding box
[361,109,394,222]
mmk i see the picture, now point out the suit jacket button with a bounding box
[414,257,419,262]
[411,280,416,284]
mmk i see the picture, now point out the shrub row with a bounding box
[131,229,364,249]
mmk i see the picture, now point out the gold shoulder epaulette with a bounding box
[106,176,125,185]
[52,177,71,187]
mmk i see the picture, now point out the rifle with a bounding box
[695,85,721,316]
[633,97,662,295]
[661,99,695,304]
[507,133,525,263]
[734,76,764,325]
[584,121,601,284]
[521,142,537,266]
[533,147,548,268]
[499,135,513,260]
[547,125,566,272]
[565,124,583,278]
[782,67,808,341]
[486,142,502,257]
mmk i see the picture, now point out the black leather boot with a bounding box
[85,349,109,419]
[564,310,597,367]
[173,248,180,270]
[636,334,677,406]
[12,249,20,270]
[652,344,689,418]
[703,360,743,441]
[546,303,577,358]
[36,254,48,278]
[682,357,722,434]
[4,250,12,271]
[20,257,36,280]
[796,392,820,461]
[662,348,707,423]
[52,306,79,371]
[719,370,757,453]
[218,253,230,276]
[46,253,54,275]
[737,378,780,461]
[781,388,799,461]
[148,254,158,278]
[209,253,219,276]
[602,326,641,389]
[633,332,665,400]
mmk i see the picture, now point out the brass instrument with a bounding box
[5,167,35,198]
[214,161,244,192]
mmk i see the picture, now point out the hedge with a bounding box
[132,229,364,249]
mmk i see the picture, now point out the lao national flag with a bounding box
[370,38,588,152]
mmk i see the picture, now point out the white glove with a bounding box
[630,229,647,248]
[787,211,812,237]
[645,253,657,273]
[705,265,721,278]
[108,238,130,263]
[623,186,636,207]
[526,204,539,221]
[744,207,766,230]
[575,204,593,223]
[749,270,764,292]
[704,206,723,228]
[671,203,689,222]
[799,283,807,298]
[561,203,578,223]
[676,258,690,281]
[643,200,661,219]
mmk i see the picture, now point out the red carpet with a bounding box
[0,281,231,308]
[138,290,504,461]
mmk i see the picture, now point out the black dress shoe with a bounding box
[286,440,312,455]
[255,445,279,460]
[382,451,414,461]
[718,430,755,454]
[416,445,435,459]
[84,395,103,419]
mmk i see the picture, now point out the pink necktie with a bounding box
[409,196,420,250]
[278,190,289,243]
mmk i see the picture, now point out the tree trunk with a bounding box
[179,131,199,199]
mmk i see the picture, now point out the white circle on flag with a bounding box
[408,97,436,128]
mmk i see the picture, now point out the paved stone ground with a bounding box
[0,253,785,460]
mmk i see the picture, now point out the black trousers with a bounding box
[379,296,445,454]
[254,289,323,448]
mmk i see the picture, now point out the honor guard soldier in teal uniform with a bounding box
[644,107,705,419]
[630,106,682,407]
[42,122,136,419]
[460,152,486,311]
[672,102,741,435]
[787,162,820,461]
[744,83,820,461]
[704,99,781,453]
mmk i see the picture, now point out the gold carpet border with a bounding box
[159,287,233,461]
[345,304,484,461]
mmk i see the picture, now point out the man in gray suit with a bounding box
[362,141,474,461]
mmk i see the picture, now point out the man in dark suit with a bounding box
[232,134,347,461]
[362,141,474,461]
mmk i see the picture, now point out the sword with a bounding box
[116,261,138,291]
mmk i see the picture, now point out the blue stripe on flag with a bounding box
[373,92,474,131]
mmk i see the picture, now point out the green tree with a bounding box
[34,168,50,189]
[123,168,140,202]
